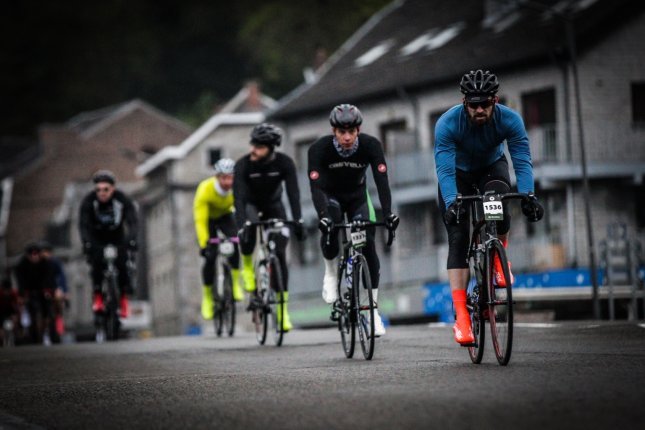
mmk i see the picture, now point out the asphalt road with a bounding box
[1,322,644,430]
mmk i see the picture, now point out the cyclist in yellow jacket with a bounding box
[194,158,243,320]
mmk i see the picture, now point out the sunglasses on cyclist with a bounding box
[466,100,493,110]
[95,186,112,193]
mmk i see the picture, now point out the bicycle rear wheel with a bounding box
[353,254,375,360]
[337,258,355,358]
[268,256,285,347]
[488,240,513,365]
[254,261,269,345]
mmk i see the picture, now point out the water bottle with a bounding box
[345,256,353,285]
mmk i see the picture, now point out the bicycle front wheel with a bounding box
[337,257,355,358]
[223,267,236,337]
[467,281,486,364]
[268,256,285,347]
[353,254,375,360]
[488,240,513,365]
[254,261,269,345]
[105,278,120,341]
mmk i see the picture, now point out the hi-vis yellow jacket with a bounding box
[193,177,234,249]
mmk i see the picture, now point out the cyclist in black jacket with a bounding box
[308,104,399,336]
[234,123,304,331]
[79,170,138,320]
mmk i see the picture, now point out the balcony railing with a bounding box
[388,149,434,186]
[527,124,568,164]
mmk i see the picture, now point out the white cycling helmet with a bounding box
[213,158,235,175]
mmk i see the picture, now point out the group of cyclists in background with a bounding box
[2,69,544,353]
[1,241,69,346]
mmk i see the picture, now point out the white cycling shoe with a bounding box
[371,289,386,336]
[322,258,338,304]
[372,310,386,337]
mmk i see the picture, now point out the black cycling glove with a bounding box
[318,217,333,236]
[444,202,466,225]
[385,213,400,231]
[521,195,544,222]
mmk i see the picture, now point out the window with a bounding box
[397,202,434,254]
[379,120,406,154]
[208,148,222,167]
[428,106,457,149]
[522,88,557,162]
[632,82,645,125]
[635,186,645,230]
[295,138,315,170]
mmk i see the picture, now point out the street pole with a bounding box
[517,0,601,318]
[565,16,601,319]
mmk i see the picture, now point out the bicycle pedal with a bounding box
[460,342,477,348]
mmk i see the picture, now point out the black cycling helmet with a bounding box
[24,242,41,254]
[329,104,363,128]
[250,123,282,147]
[460,70,499,102]
[92,169,116,185]
[37,240,53,251]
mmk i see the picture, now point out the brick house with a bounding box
[6,99,192,259]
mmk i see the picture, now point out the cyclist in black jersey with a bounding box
[79,170,138,320]
[308,104,399,336]
[233,123,304,331]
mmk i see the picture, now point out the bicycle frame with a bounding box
[207,235,239,300]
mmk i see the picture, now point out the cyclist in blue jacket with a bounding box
[434,70,543,345]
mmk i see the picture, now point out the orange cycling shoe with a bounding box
[453,317,475,345]
[120,295,129,318]
[92,293,104,313]
[494,255,514,287]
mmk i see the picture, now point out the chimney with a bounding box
[245,80,262,112]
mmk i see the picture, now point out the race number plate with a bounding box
[219,241,235,256]
[350,230,367,248]
[483,195,504,221]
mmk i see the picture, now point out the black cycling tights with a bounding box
[240,203,290,291]
[439,157,512,270]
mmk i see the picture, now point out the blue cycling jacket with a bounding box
[434,104,534,207]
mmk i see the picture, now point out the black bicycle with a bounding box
[245,219,298,347]
[457,190,538,365]
[95,244,121,342]
[328,220,395,360]
[207,235,239,338]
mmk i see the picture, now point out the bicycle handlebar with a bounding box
[454,191,537,225]
[456,191,536,204]
[208,236,240,245]
[325,220,396,247]
[245,219,300,228]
